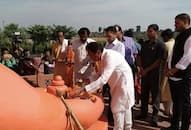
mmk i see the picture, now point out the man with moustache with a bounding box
[162,13,191,130]
[72,27,95,83]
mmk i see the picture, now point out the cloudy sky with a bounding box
[0,0,190,31]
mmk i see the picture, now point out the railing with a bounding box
[22,73,53,87]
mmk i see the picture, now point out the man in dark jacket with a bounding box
[162,13,191,130]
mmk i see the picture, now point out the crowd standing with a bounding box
[0,13,191,130]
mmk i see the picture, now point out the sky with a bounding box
[0,0,190,31]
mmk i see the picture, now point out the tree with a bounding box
[50,25,77,40]
[0,31,11,49]
[1,23,31,51]
[3,23,20,38]
[0,24,77,54]
[0,23,20,49]
[27,25,50,53]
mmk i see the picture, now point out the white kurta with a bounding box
[85,49,135,113]
[72,38,95,82]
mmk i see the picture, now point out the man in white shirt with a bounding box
[114,25,138,80]
[72,27,95,83]
[162,13,191,130]
[70,42,135,130]
[104,26,125,56]
[104,26,126,122]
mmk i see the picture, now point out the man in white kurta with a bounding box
[72,42,135,130]
[72,28,95,83]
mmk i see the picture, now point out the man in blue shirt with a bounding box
[104,26,125,57]
[114,25,138,79]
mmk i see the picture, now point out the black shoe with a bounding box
[161,126,178,130]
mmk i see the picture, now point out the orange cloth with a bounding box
[52,41,68,84]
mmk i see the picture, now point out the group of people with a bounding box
[58,13,190,130]
[136,13,191,130]
[1,13,191,130]
[52,26,135,130]
[0,45,56,78]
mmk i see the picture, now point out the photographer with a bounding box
[18,50,35,76]
[1,48,17,71]
[10,32,24,73]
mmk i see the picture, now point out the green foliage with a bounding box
[0,31,11,49]
[26,24,77,53]
[0,23,77,54]
[134,31,148,41]
[0,23,19,49]
[0,23,31,50]
[27,25,50,53]
[50,24,77,40]
[3,23,19,38]
[27,25,50,44]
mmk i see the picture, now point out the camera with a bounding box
[12,32,22,47]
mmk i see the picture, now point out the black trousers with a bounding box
[169,79,191,130]
[141,69,160,121]
[130,64,137,81]
[102,83,113,121]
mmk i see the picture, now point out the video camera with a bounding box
[12,32,22,47]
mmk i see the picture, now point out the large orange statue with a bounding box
[0,64,107,130]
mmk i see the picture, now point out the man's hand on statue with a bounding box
[68,90,79,98]
[68,87,85,98]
